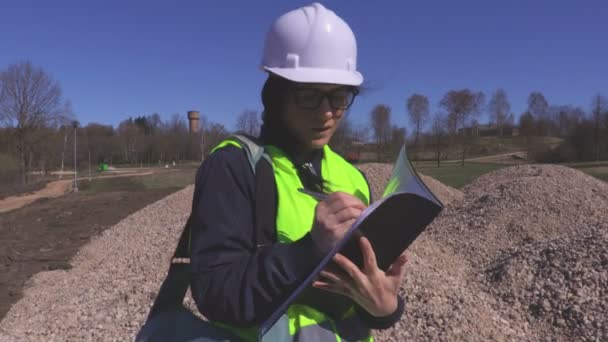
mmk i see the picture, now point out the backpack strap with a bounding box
[231,133,273,175]
[230,133,276,246]
[145,133,277,320]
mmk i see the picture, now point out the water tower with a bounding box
[187,111,200,133]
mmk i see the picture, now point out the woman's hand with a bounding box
[312,236,408,317]
[310,192,366,254]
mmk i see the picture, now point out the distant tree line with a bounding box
[386,89,606,165]
[2,61,607,188]
[0,61,232,186]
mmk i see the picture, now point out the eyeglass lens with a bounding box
[293,88,355,110]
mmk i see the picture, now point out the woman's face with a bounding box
[284,83,355,151]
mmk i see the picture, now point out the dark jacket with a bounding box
[189,144,404,330]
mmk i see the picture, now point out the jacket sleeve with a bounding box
[189,146,325,326]
[356,295,405,330]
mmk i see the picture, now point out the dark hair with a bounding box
[259,75,297,153]
[259,74,359,193]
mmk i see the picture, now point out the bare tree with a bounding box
[488,88,511,136]
[235,110,261,137]
[370,104,392,161]
[527,91,551,135]
[527,92,549,118]
[117,118,142,164]
[0,61,71,184]
[84,123,114,166]
[591,94,607,161]
[519,111,535,159]
[202,123,229,158]
[431,113,447,167]
[406,94,429,146]
[389,126,406,158]
[330,115,354,156]
[167,113,189,162]
[198,115,208,162]
[439,89,484,165]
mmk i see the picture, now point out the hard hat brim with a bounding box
[264,66,363,86]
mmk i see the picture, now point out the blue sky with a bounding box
[1,0,606,133]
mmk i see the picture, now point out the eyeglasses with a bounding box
[291,87,358,111]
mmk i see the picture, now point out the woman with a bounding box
[190,3,407,341]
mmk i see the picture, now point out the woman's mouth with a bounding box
[312,126,331,133]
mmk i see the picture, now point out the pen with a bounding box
[297,188,329,201]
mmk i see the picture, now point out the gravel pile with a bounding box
[429,164,608,267]
[357,163,464,206]
[481,230,608,341]
[0,187,193,341]
[378,164,608,342]
[1,163,606,341]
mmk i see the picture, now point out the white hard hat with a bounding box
[261,2,363,86]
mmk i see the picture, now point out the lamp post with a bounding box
[72,121,79,192]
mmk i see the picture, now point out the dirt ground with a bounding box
[0,171,158,214]
[0,177,55,201]
[0,176,183,320]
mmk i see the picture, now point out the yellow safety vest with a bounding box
[210,138,373,342]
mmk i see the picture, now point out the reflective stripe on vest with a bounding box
[210,140,372,342]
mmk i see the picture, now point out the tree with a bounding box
[330,116,354,156]
[518,111,535,159]
[389,126,406,158]
[527,92,549,118]
[0,61,71,184]
[235,110,261,136]
[84,123,114,165]
[202,123,229,158]
[406,94,429,146]
[527,92,550,136]
[439,89,484,165]
[370,104,392,161]
[591,94,607,161]
[488,88,511,137]
[117,118,143,164]
[431,113,447,167]
[568,119,595,161]
[166,113,189,162]
[548,105,585,137]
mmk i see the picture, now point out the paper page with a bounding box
[382,144,442,206]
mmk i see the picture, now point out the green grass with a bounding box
[575,166,608,183]
[412,161,509,189]
[406,136,564,161]
[563,161,608,168]
[560,160,608,183]
[79,168,197,194]
[134,169,197,189]
[409,160,608,189]
[589,173,608,182]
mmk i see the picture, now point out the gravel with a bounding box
[1,163,606,341]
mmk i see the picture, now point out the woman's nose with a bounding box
[317,98,335,118]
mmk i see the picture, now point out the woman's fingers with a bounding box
[359,236,378,273]
[334,206,363,223]
[325,192,367,213]
[386,252,408,279]
[313,280,351,297]
[320,270,342,284]
[333,253,366,285]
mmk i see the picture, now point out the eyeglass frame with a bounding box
[289,86,359,111]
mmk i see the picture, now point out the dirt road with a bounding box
[0,171,155,214]
[0,169,194,320]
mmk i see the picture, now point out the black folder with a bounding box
[259,145,444,340]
